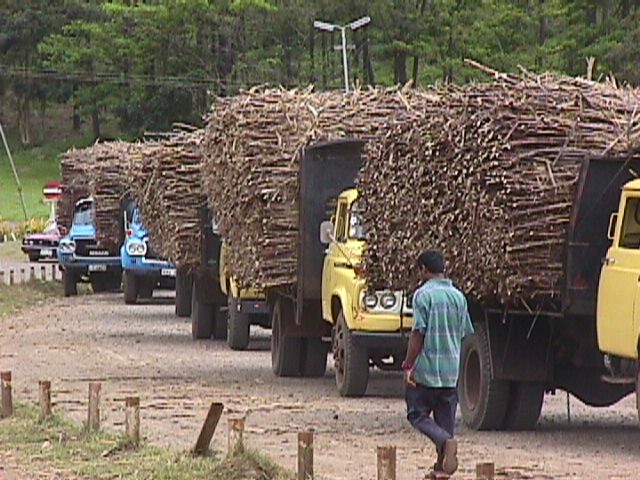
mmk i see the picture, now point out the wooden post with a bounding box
[193,402,224,456]
[0,270,5,285]
[298,431,314,480]
[227,417,245,456]
[51,264,56,281]
[40,266,46,281]
[87,382,101,431]
[1,371,13,418]
[20,268,25,282]
[9,270,14,286]
[39,380,52,419]
[30,266,35,281]
[476,463,495,480]
[377,446,396,480]
[125,397,140,446]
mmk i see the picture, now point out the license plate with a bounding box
[89,264,107,272]
[40,248,53,257]
[161,268,176,277]
[89,250,109,256]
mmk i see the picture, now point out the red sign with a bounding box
[43,181,63,200]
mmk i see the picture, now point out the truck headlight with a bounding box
[362,293,378,309]
[380,292,397,309]
[126,241,147,256]
[59,240,76,254]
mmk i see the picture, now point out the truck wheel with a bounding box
[502,382,545,430]
[213,308,228,341]
[123,271,139,305]
[175,269,192,318]
[107,272,122,291]
[90,275,108,293]
[271,297,302,377]
[301,338,328,378]
[227,299,250,350]
[636,362,640,422]
[334,311,369,396]
[191,283,213,340]
[139,278,154,299]
[62,271,77,297]
[459,322,510,430]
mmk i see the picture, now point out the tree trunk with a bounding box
[394,51,408,85]
[91,100,101,140]
[411,0,428,87]
[17,95,31,146]
[309,24,315,84]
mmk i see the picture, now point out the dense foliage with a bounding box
[2,0,640,141]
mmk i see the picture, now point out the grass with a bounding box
[0,241,22,259]
[0,404,292,480]
[0,280,63,319]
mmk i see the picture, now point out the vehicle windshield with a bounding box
[132,208,142,225]
[348,202,367,240]
[73,202,94,226]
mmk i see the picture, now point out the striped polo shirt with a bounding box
[412,278,474,388]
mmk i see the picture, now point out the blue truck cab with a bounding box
[121,201,176,304]
[58,197,122,296]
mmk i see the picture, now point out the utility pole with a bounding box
[0,122,28,221]
[313,16,371,93]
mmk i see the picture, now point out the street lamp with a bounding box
[313,16,371,93]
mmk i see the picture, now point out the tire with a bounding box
[139,279,153,299]
[212,308,228,341]
[333,311,369,396]
[301,337,328,378]
[175,269,192,318]
[123,271,139,305]
[62,270,77,297]
[107,271,122,291]
[459,322,510,430]
[90,275,108,293]
[503,381,545,430]
[635,362,640,422]
[191,283,213,340]
[227,297,250,350]
[271,297,302,377]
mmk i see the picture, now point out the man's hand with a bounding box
[405,368,416,387]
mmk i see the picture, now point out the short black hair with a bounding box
[417,249,445,274]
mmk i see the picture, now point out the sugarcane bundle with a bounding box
[59,148,92,229]
[130,130,205,268]
[203,86,435,289]
[359,66,640,309]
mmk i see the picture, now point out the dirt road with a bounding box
[1,292,639,479]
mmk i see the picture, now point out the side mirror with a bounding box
[320,220,334,245]
[608,213,618,241]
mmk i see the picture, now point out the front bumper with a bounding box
[122,256,175,276]
[59,252,121,270]
[21,245,58,259]
[228,296,270,315]
[351,331,411,349]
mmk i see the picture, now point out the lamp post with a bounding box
[313,16,371,93]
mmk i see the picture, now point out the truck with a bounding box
[58,197,122,296]
[220,244,271,351]
[267,139,413,390]
[597,176,640,419]
[120,200,176,304]
[453,157,640,430]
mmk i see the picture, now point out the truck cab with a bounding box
[120,202,176,304]
[321,188,413,396]
[219,243,271,350]
[598,179,640,397]
[58,197,122,296]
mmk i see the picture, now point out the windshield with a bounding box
[132,208,142,225]
[73,202,94,226]
[348,202,367,240]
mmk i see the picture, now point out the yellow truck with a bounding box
[220,244,271,350]
[598,177,640,412]
[320,188,412,396]
[267,139,412,395]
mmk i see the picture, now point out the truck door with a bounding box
[598,193,640,358]
[321,200,348,321]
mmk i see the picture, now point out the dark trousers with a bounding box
[405,383,458,450]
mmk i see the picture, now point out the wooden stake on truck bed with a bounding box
[1,371,12,418]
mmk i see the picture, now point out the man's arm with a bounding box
[404,329,425,368]
[403,290,428,386]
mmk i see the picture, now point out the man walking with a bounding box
[402,249,474,476]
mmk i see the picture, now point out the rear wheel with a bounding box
[334,311,369,397]
[90,274,108,293]
[139,278,154,299]
[191,283,213,340]
[271,297,302,377]
[62,270,77,297]
[123,271,139,304]
[227,297,250,350]
[212,308,228,341]
[503,382,545,430]
[175,269,192,317]
[459,322,510,430]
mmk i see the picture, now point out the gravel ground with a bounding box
[1,291,640,479]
